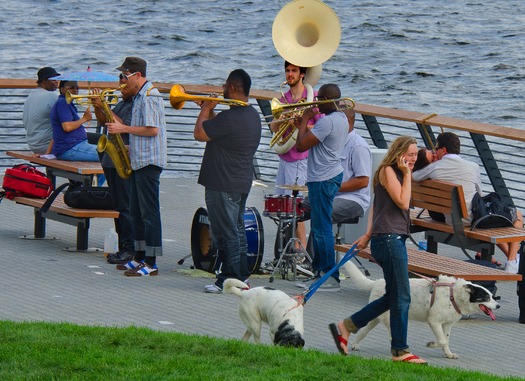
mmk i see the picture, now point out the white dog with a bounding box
[342,260,500,359]
[223,279,305,348]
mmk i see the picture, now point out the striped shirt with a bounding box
[129,82,167,170]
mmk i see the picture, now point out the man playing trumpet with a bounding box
[269,61,321,262]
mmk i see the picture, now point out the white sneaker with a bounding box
[204,284,223,293]
[504,260,519,274]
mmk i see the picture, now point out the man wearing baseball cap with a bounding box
[106,57,167,277]
[22,66,61,155]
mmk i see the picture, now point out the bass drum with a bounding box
[190,207,264,274]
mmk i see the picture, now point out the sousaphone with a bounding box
[272,0,341,69]
[270,0,341,154]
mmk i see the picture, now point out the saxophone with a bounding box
[95,89,133,180]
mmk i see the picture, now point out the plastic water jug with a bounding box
[104,227,118,256]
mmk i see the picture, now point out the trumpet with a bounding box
[65,89,120,106]
[169,84,249,110]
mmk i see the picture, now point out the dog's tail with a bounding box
[341,260,376,291]
[223,278,249,297]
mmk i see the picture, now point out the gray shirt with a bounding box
[22,87,58,154]
[307,111,347,182]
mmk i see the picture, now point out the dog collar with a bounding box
[430,281,462,315]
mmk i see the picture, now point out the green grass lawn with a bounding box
[0,321,521,381]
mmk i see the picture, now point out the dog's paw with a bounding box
[426,341,440,349]
[350,342,360,351]
[445,352,459,359]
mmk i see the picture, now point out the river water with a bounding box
[0,0,523,128]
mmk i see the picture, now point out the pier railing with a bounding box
[1,79,524,212]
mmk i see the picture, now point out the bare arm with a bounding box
[382,158,412,210]
[339,176,369,193]
[194,101,217,142]
[62,107,91,132]
[295,108,319,152]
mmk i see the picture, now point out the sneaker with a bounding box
[296,274,321,289]
[296,274,340,292]
[124,263,158,276]
[262,259,279,273]
[204,283,223,294]
[116,259,142,271]
[318,277,341,292]
[107,251,134,265]
[296,263,314,278]
[505,259,519,274]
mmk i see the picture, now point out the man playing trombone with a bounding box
[296,84,349,292]
[194,69,262,294]
[269,61,321,261]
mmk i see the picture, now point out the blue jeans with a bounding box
[205,189,249,288]
[103,166,133,252]
[130,165,163,258]
[351,234,411,353]
[58,140,105,185]
[308,172,343,279]
[58,140,100,161]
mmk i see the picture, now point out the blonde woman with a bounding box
[329,136,427,364]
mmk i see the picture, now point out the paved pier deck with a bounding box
[1,177,524,378]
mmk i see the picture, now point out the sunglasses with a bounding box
[119,72,138,80]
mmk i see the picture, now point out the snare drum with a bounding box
[190,207,264,274]
[264,194,304,218]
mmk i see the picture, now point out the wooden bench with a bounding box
[12,193,118,251]
[335,244,521,282]
[6,150,104,187]
[5,150,117,250]
[410,179,525,260]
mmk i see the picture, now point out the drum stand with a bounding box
[269,191,313,282]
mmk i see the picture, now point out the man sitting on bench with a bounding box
[413,131,522,274]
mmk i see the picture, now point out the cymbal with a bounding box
[278,184,308,192]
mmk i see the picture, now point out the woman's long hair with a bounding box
[373,136,417,188]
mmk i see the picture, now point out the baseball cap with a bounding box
[37,67,60,83]
[116,57,147,75]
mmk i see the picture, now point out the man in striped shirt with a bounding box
[107,57,167,277]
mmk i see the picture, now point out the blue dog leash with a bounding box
[301,243,359,304]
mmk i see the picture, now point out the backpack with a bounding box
[471,192,516,230]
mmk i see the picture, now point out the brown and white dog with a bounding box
[342,260,500,359]
[223,279,305,348]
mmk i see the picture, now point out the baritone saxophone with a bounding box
[95,89,133,180]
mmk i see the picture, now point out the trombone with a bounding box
[169,84,249,110]
[65,88,120,106]
[270,97,356,119]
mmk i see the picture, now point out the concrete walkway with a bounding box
[1,177,524,379]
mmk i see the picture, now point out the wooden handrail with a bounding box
[2,78,522,142]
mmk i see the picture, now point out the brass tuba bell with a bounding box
[272,0,341,68]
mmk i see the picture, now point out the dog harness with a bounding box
[429,281,462,315]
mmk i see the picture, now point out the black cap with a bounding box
[116,57,147,75]
[37,67,60,83]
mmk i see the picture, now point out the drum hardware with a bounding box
[264,190,313,282]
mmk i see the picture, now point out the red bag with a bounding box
[2,164,53,200]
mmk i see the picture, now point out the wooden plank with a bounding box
[335,244,522,281]
[6,151,104,175]
[13,195,118,219]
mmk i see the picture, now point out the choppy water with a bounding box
[1,0,523,128]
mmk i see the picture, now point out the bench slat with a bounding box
[335,244,522,282]
[13,195,118,219]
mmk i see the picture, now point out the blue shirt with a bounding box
[50,95,87,157]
